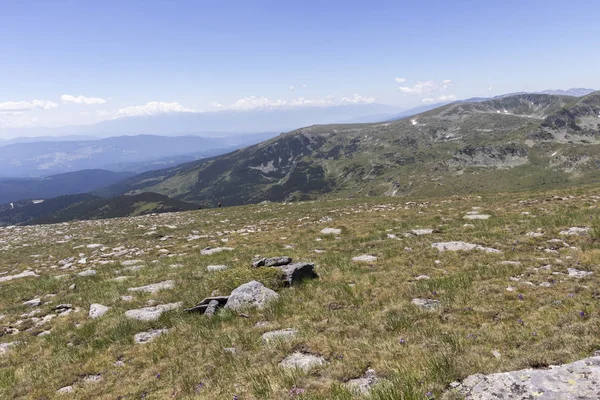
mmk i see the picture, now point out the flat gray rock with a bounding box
[279,262,317,285]
[57,386,74,394]
[567,268,593,278]
[23,298,42,307]
[125,302,181,321]
[412,298,441,310]
[207,265,229,272]
[134,328,169,344]
[432,241,501,253]
[261,328,297,343]
[224,281,279,311]
[253,256,293,268]
[320,228,342,235]
[127,280,174,293]
[89,304,110,319]
[464,214,491,220]
[204,300,220,317]
[279,352,327,372]
[201,247,234,255]
[559,227,590,236]
[344,368,380,394]
[0,341,18,355]
[0,270,39,283]
[78,269,96,277]
[352,255,378,263]
[446,356,600,399]
[411,229,434,236]
[121,260,145,267]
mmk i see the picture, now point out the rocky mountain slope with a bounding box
[100,92,600,207]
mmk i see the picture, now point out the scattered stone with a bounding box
[567,268,593,278]
[464,214,490,220]
[262,328,297,343]
[252,256,293,268]
[491,350,501,359]
[207,265,229,272]
[526,232,544,237]
[410,229,434,236]
[225,281,279,311]
[413,275,431,281]
[125,302,182,321]
[223,347,237,353]
[352,255,378,263]
[69,284,76,290]
[23,298,42,307]
[55,304,73,312]
[411,298,441,310]
[57,386,74,394]
[0,341,18,355]
[344,368,380,394]
[120,295,134,302]
[320,228,341,235]
[86,244,103,249]
[121,260,145,267]
[446,355,600,399]
[77,269,96,277]
[500,261,521,266]
[279,262,318,285]
[201,247,234,255]
[204,300,220,317]
[89,304,110,319]
[559,227,590,236]
[83,374,102,383]
[432,241,501,253]
[186,296,229,314]
[0,270,39,283]
[127,280,174,293]
[279,352,327,372]
[134,328,169,344]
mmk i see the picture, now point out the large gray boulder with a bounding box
[224,281,279,311]
[279,262,317,285]
[445,356,600,399]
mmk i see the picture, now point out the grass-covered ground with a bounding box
[1,185,600,399]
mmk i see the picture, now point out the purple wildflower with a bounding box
[156,373,161,379]
[399,338,406,344]
[425,391,434,398]
[518,294,523,300]
[580,311,586,317]
[568,293,574,298]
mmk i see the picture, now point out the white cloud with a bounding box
[97,110,109,117]
[0,111,38,127]
[116,101,195,118]
[210,102,224,108]
[61,94,107,105]
[230,96,287,110]
[340,93,376,104]
[289,85,295,91]
[0,99,58,112]
[289,83,307,91]
[488,86,493,91]
[421,94,457,103]
[289,96,335,107]
[395,77,407,83]
[398,80,452,94]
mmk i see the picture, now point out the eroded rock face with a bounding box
[446,356,600,399]
[279,262,317,285]
[432,241,501,253]
[279,352,327,372]
[224,281,279,311]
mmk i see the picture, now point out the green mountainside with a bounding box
[99,92,600,207]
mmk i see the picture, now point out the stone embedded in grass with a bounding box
[411,298,441,310]
[0,270,39,283]
[82,374,102,383]
[225,281,279,311]
[279,262,317,285]
[410,229,434,236]
[186,296,229,314]
[127,280,175,293]
[500,261,521,266]
[526,232,544,237]
[204,300,220,317]
[432,241,501,253]
[201,247,234,255]
[447,355,600,399]
[352,255,378,263]
[134,328,169,344]
[23,298,42,307]
[279,352,327,372]
[559,227,590,236]
[121,259,145,267]
[89,304,110,319]
[125,302,182,321]
[320,228,341,235]
[344,368,380,394]
[261,328,297,343]
[0,341,18,355]
[207,265,229,272]
[57,386,74,394]
[252,256,292,268]
[463,214,490,220]
[86,244,103,249]
[77,269,96,277]
[412,275,430,281]
[567,268,593,278]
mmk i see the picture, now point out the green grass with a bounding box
[1,185,600,398]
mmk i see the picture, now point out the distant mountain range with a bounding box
[0,169,135,204]
[98,91,600,207]
[0,133,275,177]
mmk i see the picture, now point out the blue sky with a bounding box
[1,0,599,128]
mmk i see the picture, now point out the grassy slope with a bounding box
[1,185,600,399]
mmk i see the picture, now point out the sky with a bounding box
[1,0,599,129]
